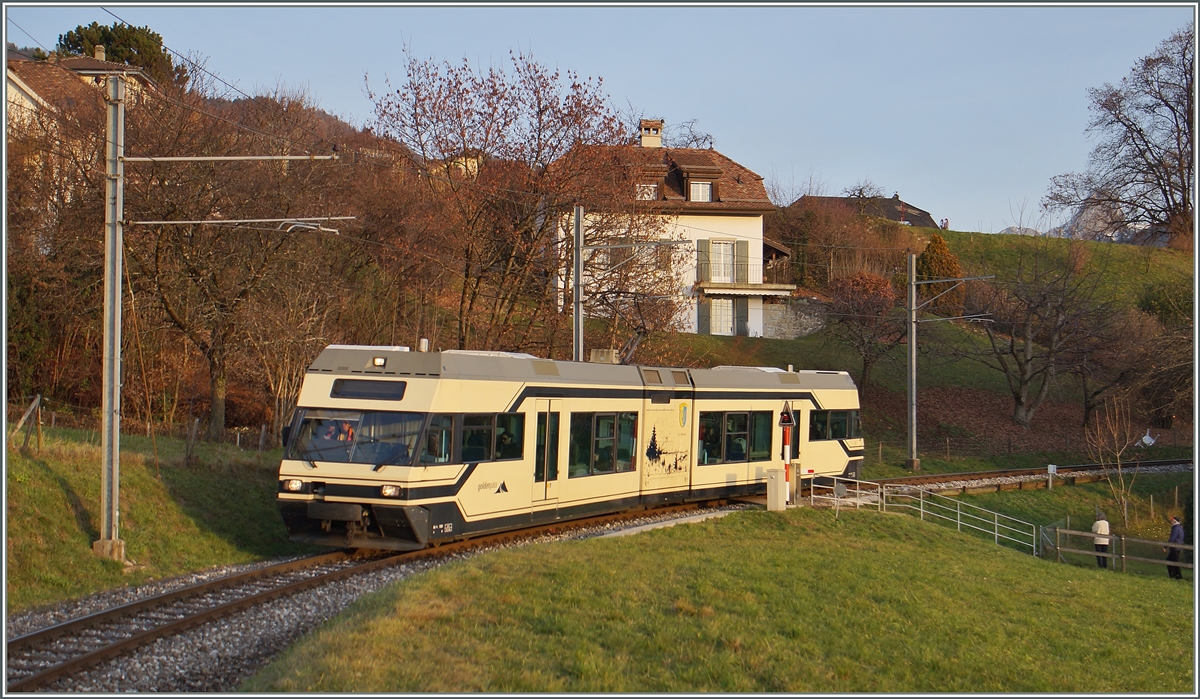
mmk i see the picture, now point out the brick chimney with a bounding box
[94,45,105,61]
[639,119,663,148]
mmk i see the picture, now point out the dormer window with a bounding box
[690,181,713,202]
[636,183,658,201]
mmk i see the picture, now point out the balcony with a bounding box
[695,261,795,296]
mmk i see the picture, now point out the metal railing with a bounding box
[1042,527,1194,577]
[696,262,763,285]
[799,475,1039,556]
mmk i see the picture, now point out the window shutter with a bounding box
[697,298,711,335]
[734,297,749,336]
[734,240,749,284]
[696,239,710,283]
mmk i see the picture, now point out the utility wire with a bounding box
[5,16,50,54]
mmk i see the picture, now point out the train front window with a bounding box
[288,409,422,466]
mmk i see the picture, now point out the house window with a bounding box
[710,298,734,336]
[636,183,658,200]
[689,181,713,202]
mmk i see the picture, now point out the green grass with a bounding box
[243,507,1192,693]
[939,230,1193,306]
[5,428,314,614]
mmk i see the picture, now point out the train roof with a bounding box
[308,345,857,391]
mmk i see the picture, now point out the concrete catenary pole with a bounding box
[573,204,584,362]
[96,75,126,560]
[906,252,920,471]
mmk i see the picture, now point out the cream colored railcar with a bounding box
[277,345,862,550]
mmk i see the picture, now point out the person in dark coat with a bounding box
[1164,516,1185,580]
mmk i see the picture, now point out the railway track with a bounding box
[6,502,709,692]
[866,458,1193,489]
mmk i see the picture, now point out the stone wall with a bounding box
[762,298,826,339]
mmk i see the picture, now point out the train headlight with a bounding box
[381,485,401,498]
[283,479,304,492]
[372,356,387,367]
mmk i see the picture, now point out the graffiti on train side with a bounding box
[644,427,687,475]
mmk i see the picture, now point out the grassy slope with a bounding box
[244,506,1193,693]
[5,429,314,614]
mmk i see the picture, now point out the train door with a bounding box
[533,399,561,504]
[640,368,692,495]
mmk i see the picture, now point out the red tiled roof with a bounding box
[584,144,775,213]
[7,59,104,112]
[799,195,938,229]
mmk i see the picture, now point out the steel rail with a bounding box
[6,502,708,692]
[867,458,1192,487]
[5,551,361,692]
[7,551,352,654]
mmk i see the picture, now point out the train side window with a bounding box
[808,410,861,441]
[698,412,723,464]
[724,412,748,462]
[749,411,772,461]
[496,413,525,460]
[421,414,456,464]
[809,411,829,441]
[462,414,494,462]
[569,413,593,477]
[616,412,638,472]
[829,411,849,440]
[593,414,616,473]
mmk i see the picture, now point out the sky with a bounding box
[4,2,1194,234]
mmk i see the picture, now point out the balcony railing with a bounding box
[696,262,762,285]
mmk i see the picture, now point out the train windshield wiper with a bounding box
[371,442,411,472]
[296,447,318,470]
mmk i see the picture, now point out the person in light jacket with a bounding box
[1091,512,1111,569]
[1164,516,1185,580]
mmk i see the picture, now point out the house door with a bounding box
[710,241,733,282]
[533,399,561,503]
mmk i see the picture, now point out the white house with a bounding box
[586,119,794,337]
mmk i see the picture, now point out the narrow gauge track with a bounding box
[6,502,709,693]
[867,458,1193,489]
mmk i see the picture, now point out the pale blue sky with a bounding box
[5,3,1194,233]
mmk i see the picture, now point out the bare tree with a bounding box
[959,237,1116,428]
[5,65,108,405]
[825,272,904,394]
[368,49,674,356]
[1044,23,1194,250]
[842,178,885,215]
[1086,396,1140,526]
[123,77,356,438]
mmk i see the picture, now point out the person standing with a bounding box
[1164,516,1185,579]
[1091,512,1111,569]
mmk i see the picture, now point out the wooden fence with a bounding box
[1043,527,1194,578]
